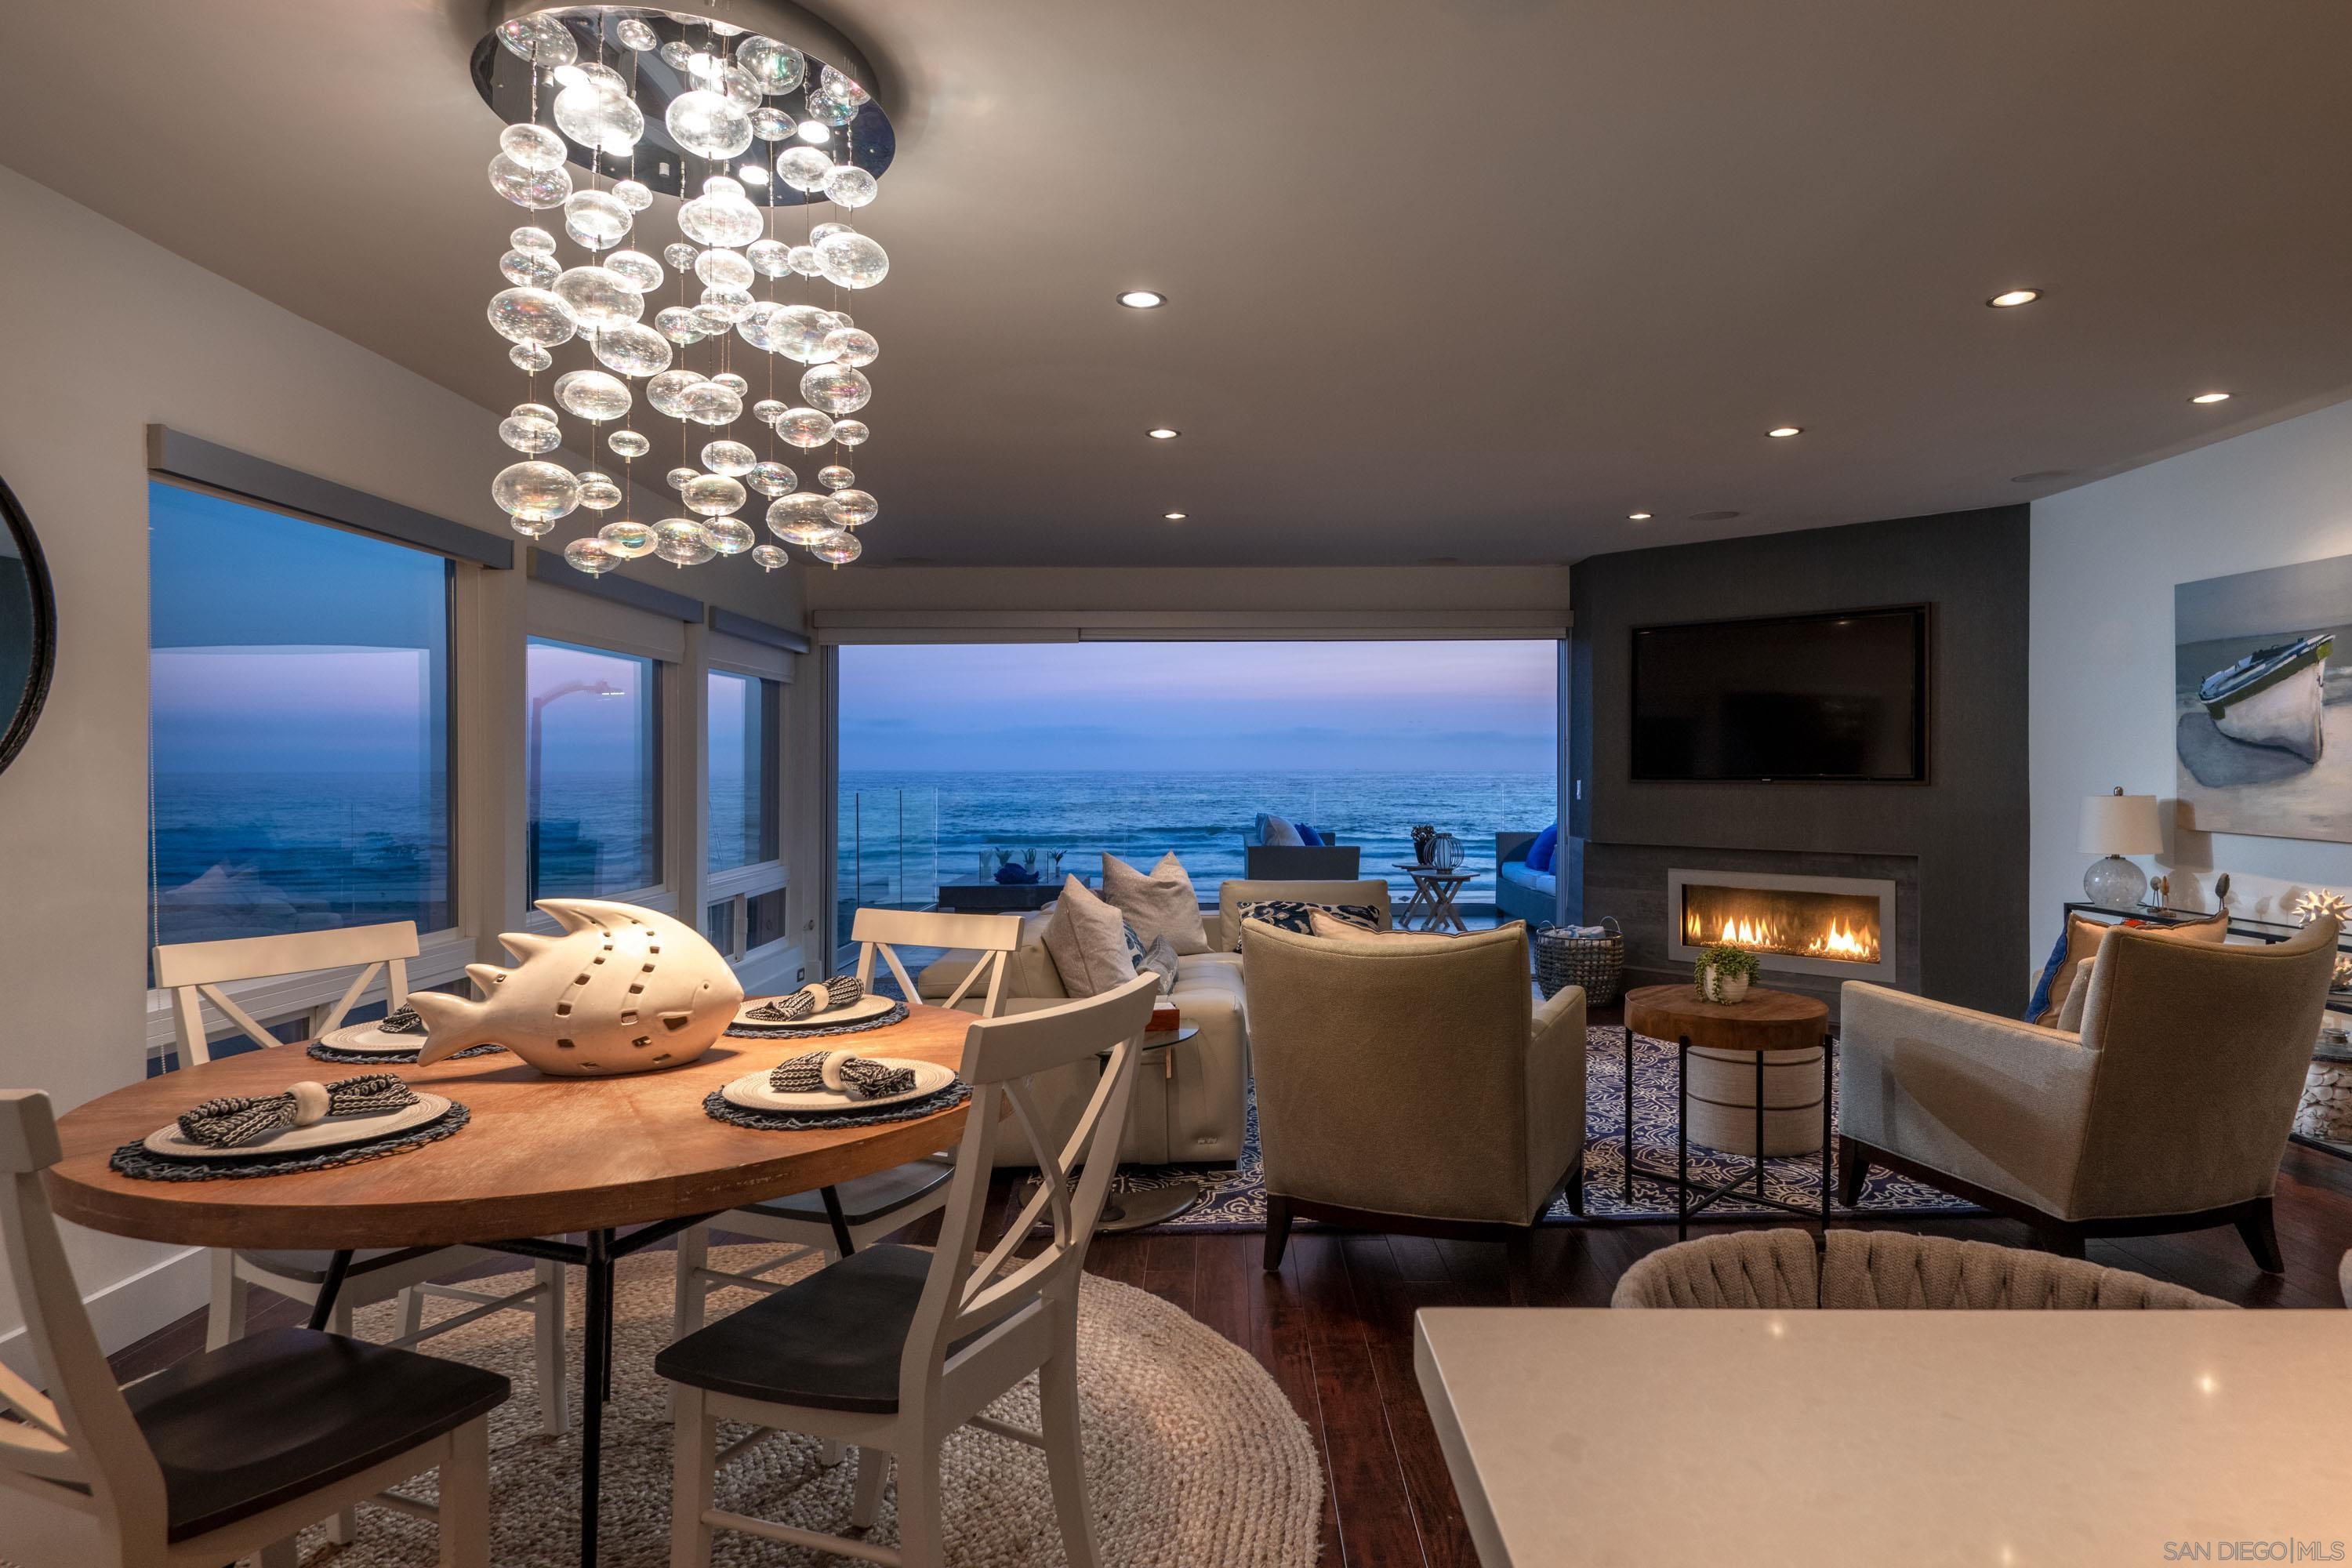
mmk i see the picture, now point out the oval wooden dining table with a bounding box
[44,1003,977,1568]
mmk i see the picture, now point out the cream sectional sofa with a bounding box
[915,877,1393,1167]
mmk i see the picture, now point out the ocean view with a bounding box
[151,770,659,946]
[837,768,1557,935]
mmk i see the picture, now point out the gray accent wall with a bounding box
[1568,506,2031,1017]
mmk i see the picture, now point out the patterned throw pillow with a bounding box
[1233,900,1385,949]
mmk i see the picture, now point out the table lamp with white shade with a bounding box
[2079,787,2161,906]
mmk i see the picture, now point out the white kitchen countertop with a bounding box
[1414,1305,2352,1567]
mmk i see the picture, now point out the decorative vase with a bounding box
[1697,964,1751,1005]
[408,898,744,1077]
[1430,832,1462,869]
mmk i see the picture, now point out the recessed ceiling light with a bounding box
[1146,427,1180,440]
[1628,512,1653,521]
[1163,510,1187,521]
[796,120,829,143]
[1986,289,2042,308]
[1767,426,1803,438]
[2190,390,2231,404]
[1117,290,1167,309]
[738,164,768,186]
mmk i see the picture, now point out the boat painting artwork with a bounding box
[2175,551,2352,844]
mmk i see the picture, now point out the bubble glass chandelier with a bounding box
[473,5,895,574]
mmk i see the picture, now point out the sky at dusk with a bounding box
[840,641,1560,773]
[148,485,1562,782]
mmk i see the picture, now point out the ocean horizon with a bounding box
[837,768,1557,931]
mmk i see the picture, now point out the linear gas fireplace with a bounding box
[1666,868,1900,985]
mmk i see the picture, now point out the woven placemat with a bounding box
[701,1080,969,1131]
[724,999,910,1040]
[305,1042,506,1065]
[108,1103,471,1181]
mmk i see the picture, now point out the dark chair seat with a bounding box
[124,1325,508,1541]
[232,1246,445,1284]
[742,1157,953,1229]
[657,1243,974,1414]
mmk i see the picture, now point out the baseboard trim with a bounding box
[0,1244,206,1378]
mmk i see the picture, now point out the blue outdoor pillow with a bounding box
[1527,822,1559,874]
[1298,823,1323,846]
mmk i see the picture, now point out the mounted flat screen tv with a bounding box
[1631,607,1929,782]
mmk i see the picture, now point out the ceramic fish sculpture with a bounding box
[407,899,744,1077]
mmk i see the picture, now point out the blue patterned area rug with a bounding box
[1109,1024,1978,1229]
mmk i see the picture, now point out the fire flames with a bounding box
[1683,908,1881,964]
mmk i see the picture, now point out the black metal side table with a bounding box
[1620,983,1835,1237]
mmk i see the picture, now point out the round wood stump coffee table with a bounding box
[1620,984,1835,1236]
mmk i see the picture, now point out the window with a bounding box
[148,481,452,946]
[528,637,659,899]
[834,640,1561,938]
[706,669,779,873]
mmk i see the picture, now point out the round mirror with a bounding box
[0,474,56,773]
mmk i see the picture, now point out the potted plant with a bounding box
[1693,942,1760,1004]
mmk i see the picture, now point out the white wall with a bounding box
[2031,398,2352,966]
[0,163,815,1363]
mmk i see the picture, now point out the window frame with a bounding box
[702,647,790,979]
[522,632,671,920]
[140,474,488,1063]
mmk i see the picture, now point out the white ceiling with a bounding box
[6,1,2351,567]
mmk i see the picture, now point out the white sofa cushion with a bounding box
[1042,877,1135,997]
[1102,851,1212,955]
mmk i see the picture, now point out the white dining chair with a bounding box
[659,971,1159,1568]
[0,1088,506,1568]
[672,908,1025,1341]
[154,923,568,1483]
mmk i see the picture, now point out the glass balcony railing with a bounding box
[837,772,1559,945]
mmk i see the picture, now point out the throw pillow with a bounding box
[1043,877,1136,998]
[1527,822,1559,874]
[1102,851,1210,956]
[1233,899,1385,949]
[1297,822,1324,847]
[2023,926,2071,1022]
[2034,910,2228,1028]
[1140,932,1180,994]
[1255,812,1305,848]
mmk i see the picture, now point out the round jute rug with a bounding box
[282,1244,1321,1568]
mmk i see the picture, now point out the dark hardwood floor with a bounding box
[106,1037,2352,1568]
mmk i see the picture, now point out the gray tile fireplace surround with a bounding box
[1580,841,1921,1017]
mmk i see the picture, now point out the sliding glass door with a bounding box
[830,638,1563,945]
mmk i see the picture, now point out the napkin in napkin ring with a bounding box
[176,1073,419,1148]
[747,972,866,1023]
[770,1048,918,1098]
[746,989,819,1022]
[375,1004,428,1036]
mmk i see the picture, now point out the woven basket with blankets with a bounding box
[1535,919,1624,1004]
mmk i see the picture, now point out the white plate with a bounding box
[720,1059,957,1113]
[143,1094,453,1160]
[316,1022,434,1054]
[731,992,900,1029]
